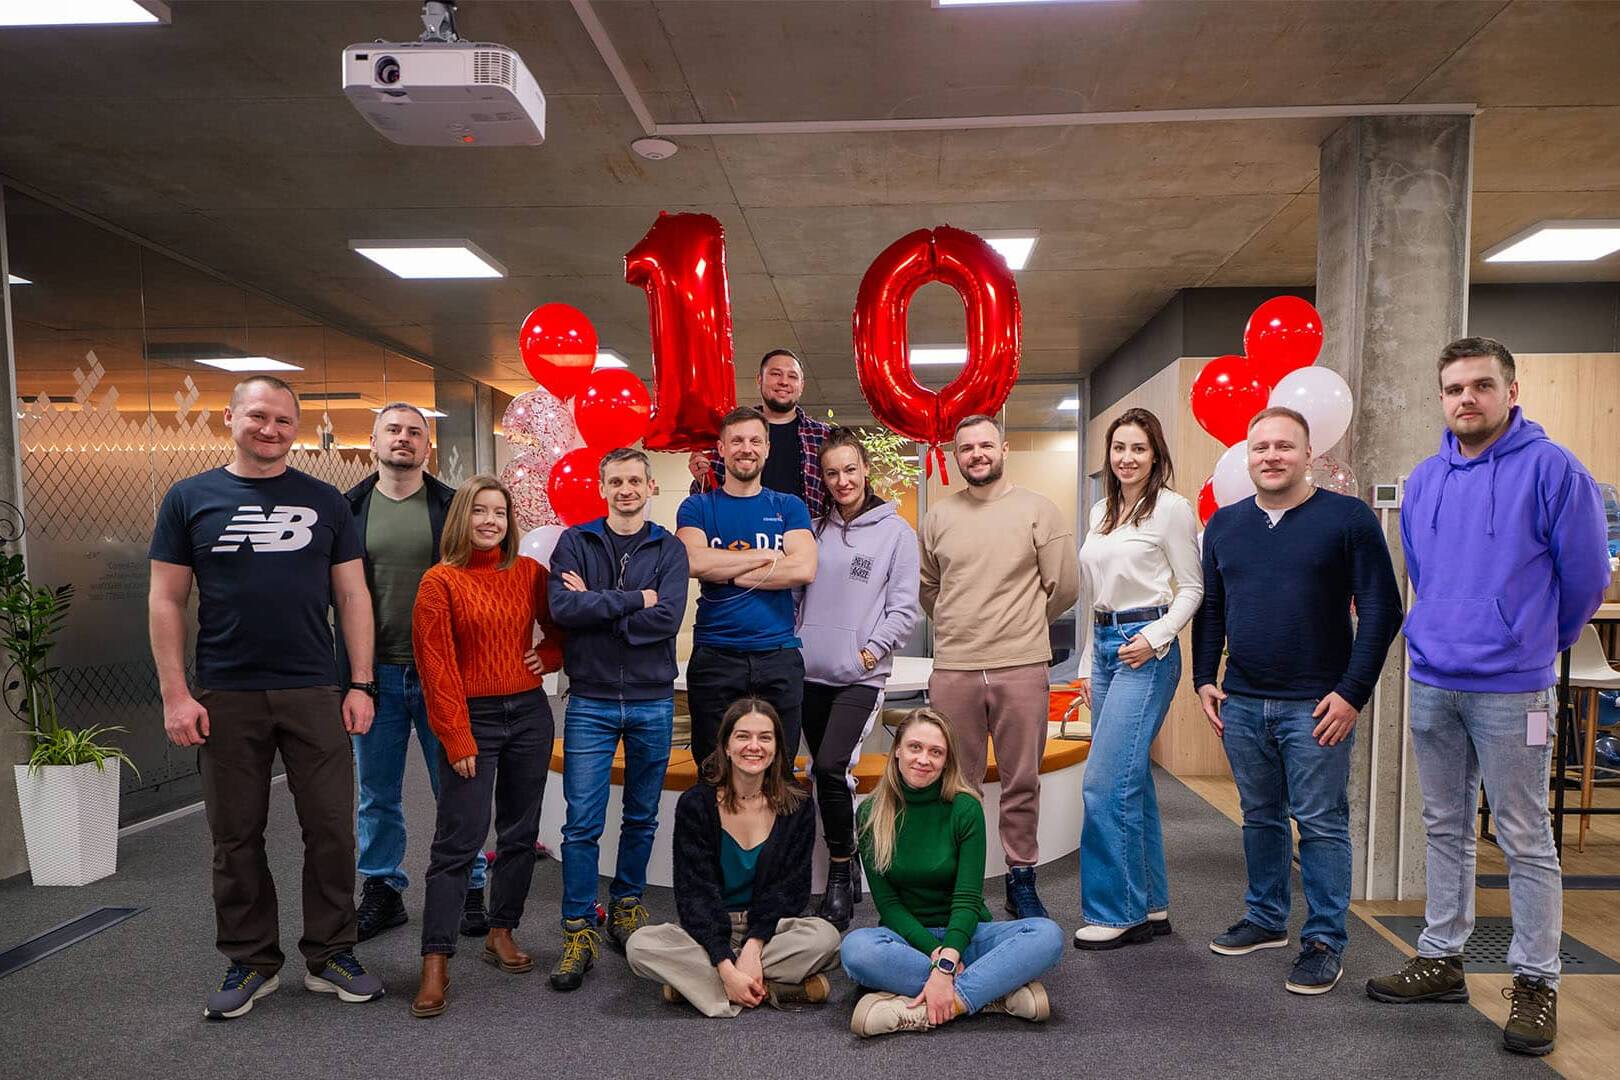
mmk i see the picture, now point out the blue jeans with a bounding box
[1409,682,1561,985]
[1079,621,1180,927]
[354,663,486,892]
[560,695,675,923]
[840,919,1064,1014]
[1220,693,1353,953]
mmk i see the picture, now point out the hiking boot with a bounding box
[1209,918,1289,956]
[817,859,856,930]
[481,927,534,974]
[1501,976,1557,1056]
[356,877,407,942]
[1365,955,1469,1004]
[459,886,490,937]
[548,917,601,992]
[203,965,278,1020]
[981,980,1050,1022]
[1284,940,1343,995]
[1004,866,1048,920]
[303,951,385,1003]
[607,896,650,952]
[851,991,934,1037]
[410,955,449,1019]
[766,973,831,1008]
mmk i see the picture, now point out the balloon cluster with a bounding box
[1190,297,1358,523]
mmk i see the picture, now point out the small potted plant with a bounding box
[4,552,136,885]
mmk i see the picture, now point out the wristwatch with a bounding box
[932,955,958,976]
[348,681,379,699]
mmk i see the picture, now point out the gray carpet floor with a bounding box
[0,759,1552,1080]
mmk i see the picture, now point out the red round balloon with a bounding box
[852,225,1021,449]
[519,303,598,402]
[574,368,652,450]
[1197,477,1218,525]
[1243,296,1323,386]
[1190,354,1268,447]
[546,447,607,526]
[624,212,737,452]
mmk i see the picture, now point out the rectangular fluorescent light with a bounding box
[935,0,1093,7]
[0,0,169,26]
[911,346,968,367]
[595,349,629,370]
[349,239,506,279]
[371,406,448,418]
[194,357,303,373]
[1057,398,1080,410]
[980,231,1039,270]
[1484,220,1620,263]
[7,273,30,285]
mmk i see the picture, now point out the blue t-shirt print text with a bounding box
[677,488,811,653]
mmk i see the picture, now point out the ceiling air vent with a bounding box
[472,49,514,89]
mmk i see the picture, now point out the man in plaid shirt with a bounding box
[688,349,833,519]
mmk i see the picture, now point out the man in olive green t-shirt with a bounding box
[343,404,487,940]
[919,414,1078,922]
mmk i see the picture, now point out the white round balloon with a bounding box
[518,524,566,569]
[1211,441,1256,506]
[1268,366,1353,452]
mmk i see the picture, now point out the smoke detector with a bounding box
[631,136,679,161]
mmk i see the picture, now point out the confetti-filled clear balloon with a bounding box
[502,388,577,457]
[1310,454,1359,498]
[501,448,562,532]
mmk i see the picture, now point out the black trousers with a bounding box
[686,645,804,770]
[801,681,882,859]
[421,687,553,956]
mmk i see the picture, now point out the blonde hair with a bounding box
[857,708,975,874]
[439,474,519,569]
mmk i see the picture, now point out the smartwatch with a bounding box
[932,955,958,976]
[348,681,379,699]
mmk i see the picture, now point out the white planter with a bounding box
[14,759,120,886]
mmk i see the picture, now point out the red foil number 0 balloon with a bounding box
[852,226,1021,481]
[624,212,738,453]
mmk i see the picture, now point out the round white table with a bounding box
[672,653,932,693]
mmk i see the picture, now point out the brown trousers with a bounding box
[928,662,1050,867]
[197,685,357,976]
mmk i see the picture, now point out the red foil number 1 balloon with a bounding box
[624,212,738,452]
[852,226,1021,481]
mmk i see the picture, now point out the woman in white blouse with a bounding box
[1072,408,1204,949]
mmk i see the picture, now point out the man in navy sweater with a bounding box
[544,447,691,993]
[1194,406,1402,997]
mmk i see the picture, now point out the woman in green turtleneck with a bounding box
[840,708,1065,1038]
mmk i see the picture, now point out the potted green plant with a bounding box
[4,552,136,885]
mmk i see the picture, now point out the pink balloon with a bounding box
[501,449,562,532]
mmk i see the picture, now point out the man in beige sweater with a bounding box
[920,413,1079,920]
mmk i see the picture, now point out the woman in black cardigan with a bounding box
[625,697,842,1017]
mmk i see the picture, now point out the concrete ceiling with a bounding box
[1,0,1618,428]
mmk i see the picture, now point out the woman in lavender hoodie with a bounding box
[797,428,920,930]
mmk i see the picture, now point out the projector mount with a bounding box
[419,1,460,44]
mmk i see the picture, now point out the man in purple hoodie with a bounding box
[1366,337,1610,1058]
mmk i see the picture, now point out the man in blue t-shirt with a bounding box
[1193,406,1402,999]
[148,375,385,1020]
[677,406,817,766]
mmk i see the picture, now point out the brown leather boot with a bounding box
[410,955,449,1018]
[481,928,534,974]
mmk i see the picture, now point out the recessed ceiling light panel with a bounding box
[979,231,1039,270]
[7,273,31,285]
[1483,221,1620,263]
[0,0,168,26]
[349,239,506,279]
[195,357,303,373]
[595,350,630,369]
[1057,398,1080,410]
[911,346,968,367]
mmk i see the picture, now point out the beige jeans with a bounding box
[625,913,842,1018]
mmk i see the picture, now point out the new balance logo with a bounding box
[211,505,318,553]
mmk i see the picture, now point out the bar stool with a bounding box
[1569,625,1620,851]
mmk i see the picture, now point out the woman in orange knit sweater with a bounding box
[409,474,564,1018]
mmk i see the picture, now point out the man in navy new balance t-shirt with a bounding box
[148,375,384,1019]
[1192,406,1402,998]
[677,406,817,766]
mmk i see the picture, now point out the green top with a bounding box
[857,778,991,956]
[365,484,435,664]
[719,831,762,911]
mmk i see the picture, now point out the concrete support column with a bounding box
[1315,114,1473,900]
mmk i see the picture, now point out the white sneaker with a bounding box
[1073,921,1154,950]
[981,981,1050,1022]
[851,991,934,1037]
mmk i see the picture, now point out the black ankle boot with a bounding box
[818,859,856,930]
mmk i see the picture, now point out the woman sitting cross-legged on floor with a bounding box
[842,708,1065,1037]
[624,697,842,1017]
